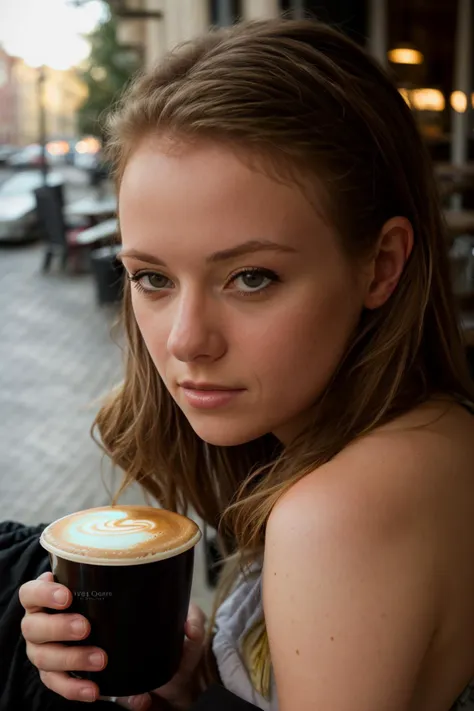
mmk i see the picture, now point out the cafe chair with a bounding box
[34,185,88,274]
[90,245,124,305]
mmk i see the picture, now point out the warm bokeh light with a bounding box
[410,88,445,112]
[46,140,71,156]
[388,47,424,65]
[450,91,468,113]
[399,88,474,114]
[75,136,101,154]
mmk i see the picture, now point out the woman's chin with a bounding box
[189,422,269,447]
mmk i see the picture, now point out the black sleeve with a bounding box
[0,520,114,711]
[192,685,262,710]
[0,521,258,711]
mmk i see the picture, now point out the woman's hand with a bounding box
[20,571,206,709]
[110,602,206,711]
[19,571,107,702]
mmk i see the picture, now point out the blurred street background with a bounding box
[1,0,474,611]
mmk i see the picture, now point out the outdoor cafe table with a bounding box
[69,218,119,278]
[75,217,118,246]
[65,194,117,224]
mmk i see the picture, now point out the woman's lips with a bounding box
[180,387,245,409]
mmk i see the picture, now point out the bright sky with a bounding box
[0,0,108,70]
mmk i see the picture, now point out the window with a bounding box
[210,0,242,25]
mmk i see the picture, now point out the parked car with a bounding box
[6,143,67,170]
[7,144,49,170]
[0,169,63,242]
[0,144,18,166]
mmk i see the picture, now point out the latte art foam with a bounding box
[40,506,201,566]
[64,510,162,551]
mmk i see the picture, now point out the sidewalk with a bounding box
[0,240,213,613]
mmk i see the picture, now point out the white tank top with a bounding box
[212,562,474,710]
[212,560,278,710]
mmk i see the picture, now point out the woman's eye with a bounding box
[128,267,280,297]
[128,272,172,293]
[229,268,280,295]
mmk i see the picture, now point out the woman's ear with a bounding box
[363,216,414,310]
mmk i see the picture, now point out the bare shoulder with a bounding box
[262,400,474,710]
[268,398,474,539]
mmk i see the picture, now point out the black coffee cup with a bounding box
[40,505,201,697]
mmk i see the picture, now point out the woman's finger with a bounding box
[39,670,99,703]
[19,577,71,613]
[184,603,206,641]
[21,611,90,644]
[27,641,106,672]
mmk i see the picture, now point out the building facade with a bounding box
[0,47,18,144]
[109,0,473,160]
[111,0,367,71]
[0,51,87,147]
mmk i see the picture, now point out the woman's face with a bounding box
[119,137,368,446]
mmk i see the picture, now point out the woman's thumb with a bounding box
[179,604,206,678]
[185,603,206,641]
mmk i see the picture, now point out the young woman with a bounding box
[18,17,474,711]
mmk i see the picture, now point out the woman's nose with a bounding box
[166,295,226,363]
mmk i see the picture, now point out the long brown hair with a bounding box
[92,18,474,696]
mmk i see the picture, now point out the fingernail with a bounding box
[71,618,86,637]
[89,652,104,668]
[53,588,68,606]
[79,687,96,702]
[128,696,147,710]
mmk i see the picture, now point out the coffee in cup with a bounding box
[40,505,201,697]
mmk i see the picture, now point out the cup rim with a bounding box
[39,508,202,566]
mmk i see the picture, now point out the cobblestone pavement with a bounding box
[0,180,213,612]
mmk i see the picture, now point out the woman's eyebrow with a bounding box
[118,239,298,267]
